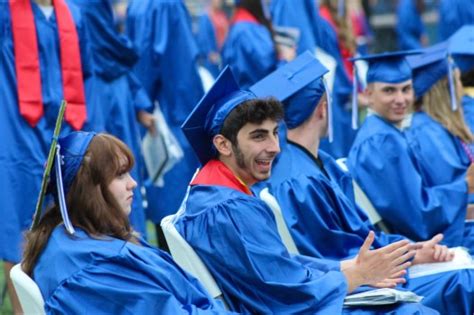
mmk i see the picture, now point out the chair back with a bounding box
[335,158,390,232]
[161,215,225,302]
[10,264,45,315]
[259,188,300,255]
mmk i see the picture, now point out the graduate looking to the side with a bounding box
[22,132,231,314]
[405,41,474,219]
[175,66,435,314]
[252,51,474,314]
[347,52,474,251]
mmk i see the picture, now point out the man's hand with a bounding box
[342,231,417,292]
[137,110,157,136]
[412,234,454,265]
[467,204,474,220]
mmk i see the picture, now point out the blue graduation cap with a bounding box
[448,25,474,73]
[181,66,256,165]
[49,131,96,234]
[249,51,331,137]
[407,42,459,110]
[349,50,420,128]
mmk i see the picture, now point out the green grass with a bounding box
[0,221,157,314]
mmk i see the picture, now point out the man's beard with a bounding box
[232,143,246,169]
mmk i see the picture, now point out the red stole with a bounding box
[232,7,259,25]
[9,0,86,130]
[191,160,253,196]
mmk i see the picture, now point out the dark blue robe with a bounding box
[347,115,473,249]
[396,0,425,50]
[175,161,437,314]
[257,138,474,314]
[0,1,92,263]
[221,18,277,89]
[439,0,474,40]
[34,226,229,314]
[126,0,203,222]
[71,0,151,234]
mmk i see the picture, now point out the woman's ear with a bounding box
[212,134,233,157]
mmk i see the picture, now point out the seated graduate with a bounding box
[251,51,474,314]
[22,132,231,314]
[346,51,474,251]
[175,66,437,314]
[405,41,474,219]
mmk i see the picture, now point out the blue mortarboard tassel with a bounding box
[54,144,75,235]
[323,78,334,142]
[351,65,358,130]
[447,55,458,111]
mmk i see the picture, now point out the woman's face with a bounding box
[108,155,137,216]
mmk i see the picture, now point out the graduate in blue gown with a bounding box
[22,132,230,314]
[126,0,204,247]
[0,1,92,311]
[269,0,320,55]
[396,0,427,50]
[316,1,357,159]
[347,52,474,250]
[221,0,290,89]
[175,66,436,314]
[405,42,474,211]
[250,52,474,314]
[438,0,474,41]
[70,0,153,235]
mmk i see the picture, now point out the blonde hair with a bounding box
[320,0,357,55]
[422,76,474,143]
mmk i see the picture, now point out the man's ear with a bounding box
[316,99,327,120]
[213,134,233,157]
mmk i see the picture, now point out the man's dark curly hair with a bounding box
[220,98,284,145]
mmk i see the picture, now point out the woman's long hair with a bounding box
[22,134,139,276]
[421,75,474,143]
[237,0,278,55]
[319,0,356,56]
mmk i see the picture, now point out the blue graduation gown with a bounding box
[258,139,474,314]
[194,13,220,78]
[405,112,471,188]
[0,1,92,263]
[270,0,319,55]
[126,0,203,222]
[396,0,425,50]
[33,226,229,314]
[221,18,277,89]
[463,94,474,134]
[175,161,436,314]
[347,115,472,249]
[314,15,357,159]
[439,0,474,40]
[71,0,151,235]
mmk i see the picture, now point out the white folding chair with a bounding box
[161,214,228,308]
[9,264,45,315]
[335,158,390,232]
[259,188,300,255]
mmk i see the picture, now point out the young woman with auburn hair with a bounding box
[22,132,230,314]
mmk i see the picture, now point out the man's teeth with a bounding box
[256,159,271,165]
